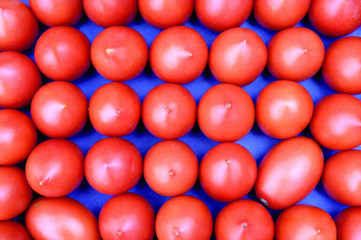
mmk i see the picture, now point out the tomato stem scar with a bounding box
[225,103,231,108]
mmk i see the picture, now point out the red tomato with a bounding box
[89,82,141,136]
[142,83,197,139]
[275,204,336,240]
[30,81,88,138]
[0,166,33,220]
[84,137,142,195]
[155,195,213,240]
[309,0,361,37]
[91,26,148,82]
[25,139,84,197]
[25,197,100,240]
[149,26,208,84]
[0,109,37,165]
[143,140,198,197]
[34,26,91,81]
[0,0,39,51]
[197,83,255,142]
[335,207,361,240]
[310,94,361,151]
[199,143,257,202]
[195,0,253,32]
[256,80,314,139]
[209,27,267,87]
[99,193,155,240]
[255,137,324,210]
[215,199,274,240]
[267,27,325,82]
[0,221,31,240]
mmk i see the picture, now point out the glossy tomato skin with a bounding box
[142,83,197,139]
[0,221,31,240]
[149,26,208,84]
[255,137,324,210]
[209,27,267,87]
[25,197,100,240]
[256,80,314,139]
[99,193,155,240]
[310,94,361,151]
[198,83,255,142]
[200,143,257,202]
[155,195,213,240]
[215,199,274,240]
[335,207,361,240]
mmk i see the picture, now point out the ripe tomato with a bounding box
[209,27,267,87]
[335,207,361,240]
[149,26,208,84]
[155,195,213,240]
[99,193,155,240]
[255,137,324,210]
[197,83,255,142]
[0,221,31,240]
[199,143,257,202]
[215,199,274,240]
[267,27,325,82]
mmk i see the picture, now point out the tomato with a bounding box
[310,94,361,151]
[0,221,31,240]
[25,197,100,240]
[195,0,253,32]
[0,109,37,165]
[0,0,39,51]
[209,27,267,87]
[142,83,197,139]
[30,81,88,138]
[34,26,91,81]
[267,27,325,82]
[335,207,361,240]
[199,143,257,202]
[155,195,213,240]
[89,82,141,137]
[255,137,324,210]
[149,26,208,84]
[275,204,336,240]
[143,140,198,197]
[0,166,33,220]
[84,137,142,195]
[91,26,148,82]
[256,80,314,139]
[215,199,274,240]
[197,83,255,142]
[99,193,155,240]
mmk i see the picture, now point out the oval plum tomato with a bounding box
[89,82,141,137]
[142,83,197,139]
[255,136,324,210]
[0,109,37,165]
[309,0,361,37]
[143,140,198,197]
[209,27,267,87]
[256,80,314,139]
[335,207,361,240]
[83,0,137,27]
[91,26,148,82]
[99,193,155,240]
[84,137,142,195]
[25,197,100,240]
[0,0,39,51]
[197,83,255,142]
[139,0,193,29]
[0,166,33,220]
[25,139,84,198]
[275,204,336,240]
[0,221,31,240]
[31,81,88,138]
[149,26,208,84]
[215,199,274,240]
[267,27,325,82]
[200,143,257,202]
[310,94,361,151]
[195,0,253,32]
[322,36,361,94]
[155,195,213,240]
[34,26,91,81]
